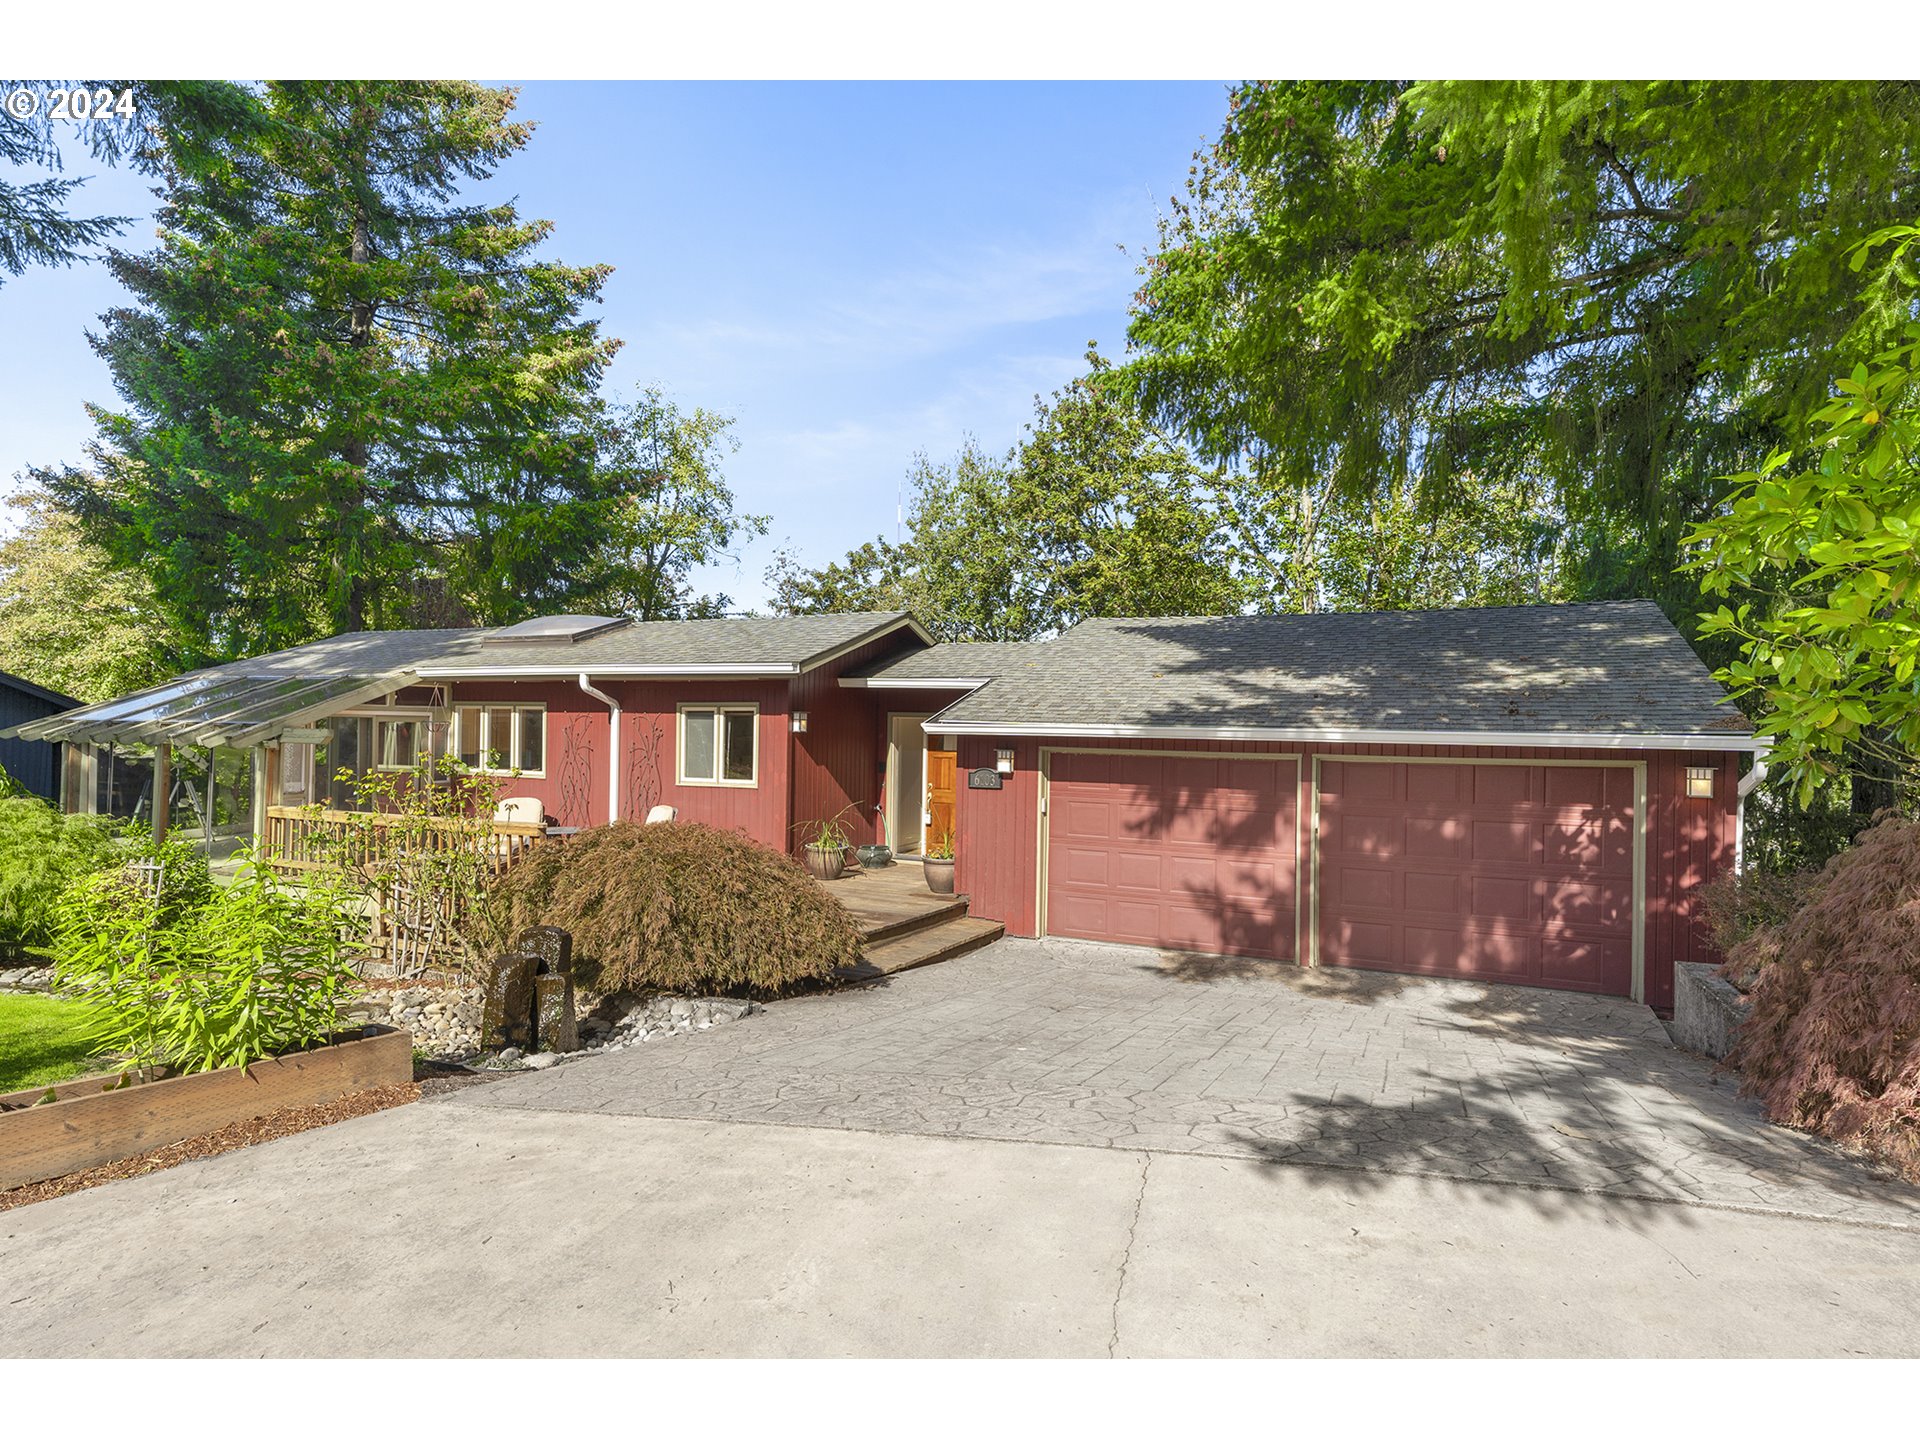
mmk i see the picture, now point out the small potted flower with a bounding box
[923,830,956,896]
[795,805,858,882]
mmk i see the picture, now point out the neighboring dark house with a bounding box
[3,601,1764,1013]
[0,670,80,801]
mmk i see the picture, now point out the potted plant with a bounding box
[923,831,956,896]
[795,805,857,882]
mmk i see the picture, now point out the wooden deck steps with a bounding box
[825,862,1005,985]
[839,914,1005,985]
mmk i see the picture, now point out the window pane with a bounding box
[722,710,755,782]
[682,710,716,781]
[456,706,481,768]
[378,719,417,769]
[517,707,545,773]
[486,707,514,770]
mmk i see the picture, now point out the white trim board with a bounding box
[925,719,1760,752]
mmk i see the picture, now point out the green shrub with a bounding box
[0,795,122,956]
[494,821,860,997]
[50,849,359,1075]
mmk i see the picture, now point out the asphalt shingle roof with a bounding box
[846,640,1048,682]
[926,602,1753,741]
[418,611,919,674]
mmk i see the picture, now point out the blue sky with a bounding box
[0,80,1230,611]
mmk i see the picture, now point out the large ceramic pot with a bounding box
[856,843,893,869]
[804,844,848,881]
[923,856,956,896]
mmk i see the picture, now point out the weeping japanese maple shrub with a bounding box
[493,821,860,998]
[1727,815,1920,1180]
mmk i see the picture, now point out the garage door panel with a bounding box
[1403,816,1464,857]
[1059,846,1112,887]
[1319,761,1636,997]
[1473,765,1534,805]
[1471,819,1539,863]
[1047,753,1297,962]
[1469,875,1534,922]
[1401,870,1459,914]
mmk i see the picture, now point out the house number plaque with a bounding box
[966,767,1003,790]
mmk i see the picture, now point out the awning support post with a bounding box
[152,742,171,844]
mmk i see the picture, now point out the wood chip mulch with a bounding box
[0,1082,421,1214]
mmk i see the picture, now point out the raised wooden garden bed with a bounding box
[0,1026,412,1191]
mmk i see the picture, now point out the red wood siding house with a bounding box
[11,602,1761,1015]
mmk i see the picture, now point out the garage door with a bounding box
[1045,752,1297,960]
[1316,761,1636,995]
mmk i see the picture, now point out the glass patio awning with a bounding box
[4,671,409,748]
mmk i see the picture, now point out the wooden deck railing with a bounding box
[262,805,550,875]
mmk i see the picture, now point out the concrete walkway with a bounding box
[5,1103,1920,1358]
[457,937,1920,1227]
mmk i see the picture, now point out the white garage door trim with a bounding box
[1037,747,1303,960]
[1306,754,1648,1003]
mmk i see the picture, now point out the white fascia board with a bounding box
[797,616,937,673]
[413,663,800,679]
[918,719,1765,751]
[838,676,993,690]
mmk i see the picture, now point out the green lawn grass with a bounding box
[0,993,105,1093]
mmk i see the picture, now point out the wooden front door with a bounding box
[926,748,957,850]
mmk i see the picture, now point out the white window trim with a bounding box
[371,716,427,772]
[452,703,548,779]
[677,702,760,788]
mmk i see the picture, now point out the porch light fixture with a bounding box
[791,711,809,734]
[995,748,1015,775]
[1686,766,1715,799]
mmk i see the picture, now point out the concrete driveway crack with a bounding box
[1109,1151,1151,1357]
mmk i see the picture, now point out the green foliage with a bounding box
[44,80,619,661]
[1115,81,1920,614]
[769,358,1568,634]
[0,796,121,955]
[0,80,256,285]
[794,804,859,852]
[494,821,860,997]
[49,849,359,1076]
[924,831,955,861]
[1724,814,1920,1182]
[306,760,515,976]
[582,387,769,620]
[1689,226,1920,805]
[0,487,178,701]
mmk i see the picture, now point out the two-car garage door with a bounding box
[1042,752,1637,996]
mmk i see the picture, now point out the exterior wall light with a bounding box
[791,711,809,734]
[1686,766,1715,799]
[995,747,1015,775]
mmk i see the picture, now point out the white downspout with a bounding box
[578,674,621,824]
[1735,749,1770,874]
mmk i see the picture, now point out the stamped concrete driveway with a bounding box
[459,936,1920,1228]
[8,935,1920,1358]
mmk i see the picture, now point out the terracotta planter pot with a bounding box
[923,856,956,896]
[804,844,848,881]
[0,1026,412,1192]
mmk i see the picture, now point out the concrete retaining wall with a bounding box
[1673,961,1750,1060]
